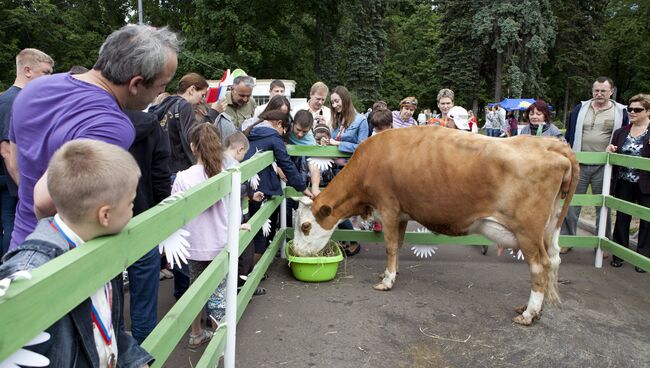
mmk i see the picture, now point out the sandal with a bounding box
[344,242,361,257]
[610,259,623,268]
[188,329,213,349]
[253,286,266,296]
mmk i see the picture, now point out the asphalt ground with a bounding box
[129,225,649,368]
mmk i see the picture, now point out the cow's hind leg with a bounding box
[374,219,407,291]
[512,235,548,326]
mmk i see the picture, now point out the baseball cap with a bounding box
[448,106,470,130]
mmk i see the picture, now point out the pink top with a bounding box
[172,164,228,261]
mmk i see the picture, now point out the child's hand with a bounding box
[252,191,264,202]
[303,188,315,199]
[240,223,251,231]
[275,167,287,182]
[211,98,227,113]
[311,187,321,197]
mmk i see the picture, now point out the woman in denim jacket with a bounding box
[318,86,369,256]
[320,86,369,153]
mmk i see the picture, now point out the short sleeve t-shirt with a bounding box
[8,73,135,250]
[0,86,22,176]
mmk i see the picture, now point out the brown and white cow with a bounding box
[293,126,579,325]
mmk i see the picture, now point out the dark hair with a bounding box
[330,86,356,130]
[372,100,387,111]
[259,110,291,131]
[370,109,392,130]
[177,72,208,94]
[69,65,88,74]
[294,110,313,129]
[526,99,551,124]
[262,95,290,115]
[270,79,285,91]
[594,76,615,89]
[189,123,224,178]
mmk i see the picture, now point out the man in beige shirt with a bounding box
[562,76,629,253]
[212,75,257,129]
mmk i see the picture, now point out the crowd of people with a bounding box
[0,23,648,367]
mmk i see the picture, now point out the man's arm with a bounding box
[1,141,19,184]
[33,170,56,220]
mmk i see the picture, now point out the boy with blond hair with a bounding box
[0,140,152,368]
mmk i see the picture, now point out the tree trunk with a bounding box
[494,52,503,102]
[562,78,569,127]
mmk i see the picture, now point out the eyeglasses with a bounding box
[592,89,611,94]
[627,107,646,114]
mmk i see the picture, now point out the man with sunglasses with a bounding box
[561,76,629,253]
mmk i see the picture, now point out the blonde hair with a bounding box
[310,81,329,96]
[16,48,54,73]
[629,94,650,110]
[225,131,249,151]
[48,140,140,223]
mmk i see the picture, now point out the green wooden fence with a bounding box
[1,147,648,367]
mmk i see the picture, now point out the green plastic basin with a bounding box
[286,240,343,282]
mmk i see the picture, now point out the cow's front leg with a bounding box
[373,220,405,291]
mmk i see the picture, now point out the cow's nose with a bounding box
[301,222,312,235]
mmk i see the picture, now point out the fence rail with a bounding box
[1,145,649,367]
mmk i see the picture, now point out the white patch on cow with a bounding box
[381,269,396,288]
[521,290,544,321]
[291,197,337,256]
[467,217,518,248]
[530,263,543,275]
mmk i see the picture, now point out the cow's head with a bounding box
[292,196,337,256]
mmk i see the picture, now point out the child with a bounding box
[244,110,313,270]
[0,140,151,367]
[171,123,230,348]
[369,108,392,135]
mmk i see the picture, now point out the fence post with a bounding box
[595,156,613,268]
[225,169,241,368]
[280,181,287,259]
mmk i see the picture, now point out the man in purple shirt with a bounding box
[8,24,180,250]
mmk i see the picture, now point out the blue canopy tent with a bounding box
[488,98,554,111]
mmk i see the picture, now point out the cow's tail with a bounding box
[556,149,580,230]
[545,148,579,306]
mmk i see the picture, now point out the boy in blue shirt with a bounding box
[0,140,152,368]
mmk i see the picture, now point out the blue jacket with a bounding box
[331,112,369,153]
[0,218,153,368]
[564,99,629,150]
[244,125,307,196]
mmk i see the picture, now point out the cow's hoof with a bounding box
[373,282,391,291]
[512,314,533,326]
[514,305,527,314]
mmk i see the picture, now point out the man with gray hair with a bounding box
[0,48,53,258]
[213,75,257,128]
[8,24,180,250]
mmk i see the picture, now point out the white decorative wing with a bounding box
[262,219,272,237]
[159,229,191,269]
[0,332,50,368]
[411,227,437,258]
[250,174,261,190]
[307,157,335,172]
[509,249,525,261]
[158,192,185,206]
[0,270,32,297]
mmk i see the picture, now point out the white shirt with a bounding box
[292,102,333,130]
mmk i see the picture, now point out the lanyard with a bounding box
[49,219,114,348]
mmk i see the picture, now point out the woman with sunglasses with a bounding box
[606,94,650,272]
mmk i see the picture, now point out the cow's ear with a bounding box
[318,205,332,219]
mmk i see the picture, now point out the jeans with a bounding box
[0,175,17,259]
[611,180,650,263]
[127,246,160,344]
[562,164,611,238]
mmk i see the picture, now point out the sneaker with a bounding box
[188,329,213,349]
[372,221,383,232]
